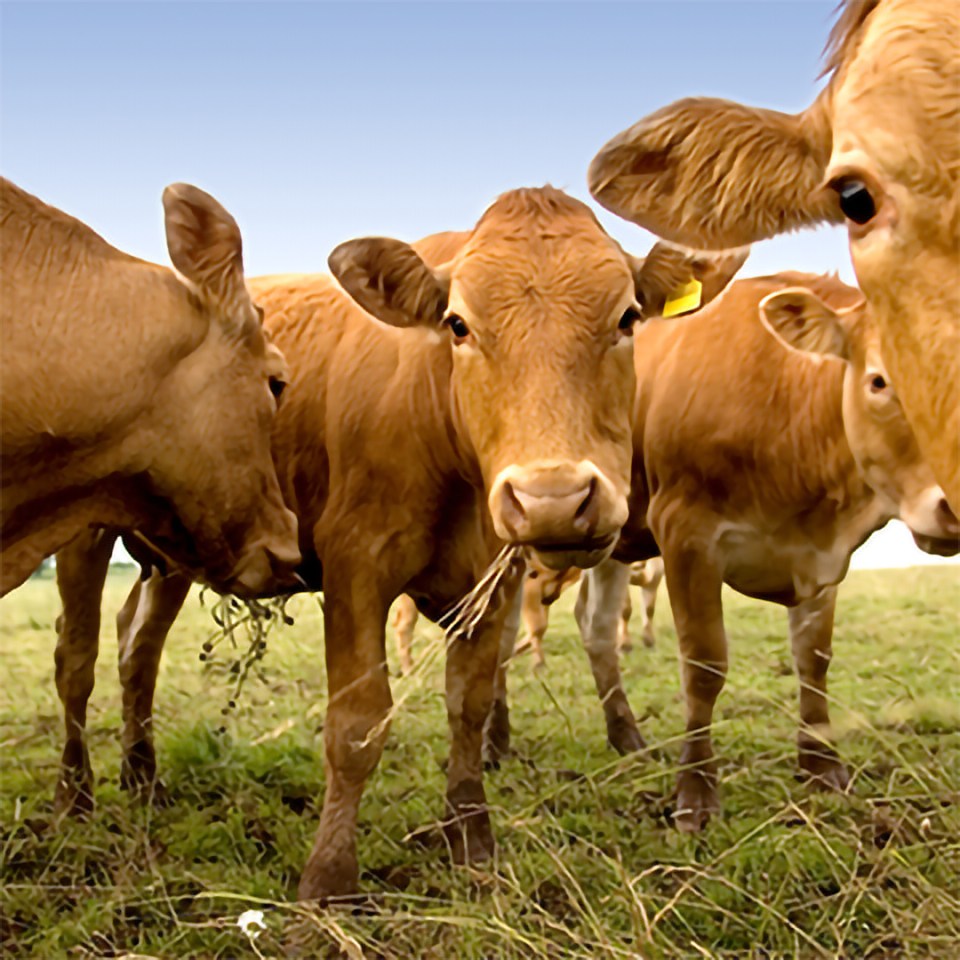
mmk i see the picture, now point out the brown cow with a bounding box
[50,188,747,899]
[0,178,300,597]
[588,0,960,511]
[541,273,958,832]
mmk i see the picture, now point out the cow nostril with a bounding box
[937,497,960,532]
[574,477,597,519]
[504,481,526,518]
[573,477,599,532]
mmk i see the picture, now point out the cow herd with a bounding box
[1,0,957,904]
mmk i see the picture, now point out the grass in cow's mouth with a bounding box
[1,566,958,958]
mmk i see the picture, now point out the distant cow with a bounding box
[391,562,579,675]
[555,273,958,833]
[0,179,299,597]
[589,0,960,512]
[51,187,747,900]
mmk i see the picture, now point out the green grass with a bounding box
[1,567,958,958]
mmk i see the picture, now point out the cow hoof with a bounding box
[800,749,850,793]
[297,855,360,902]
[54,775,94,819]
[121,771,171,808]
[674,772,719,833]
[483,701,511,765]
[606,715,646,755]
[642,633,656,649]
[445,779,495,865]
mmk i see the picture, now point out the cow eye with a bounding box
[618,306,642,333]
[833,179,876,225]
[269,377,287,400]
[868,373,887,393]
[445,314,470,340]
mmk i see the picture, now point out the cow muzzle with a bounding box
[489,460,628,570]
[903,487,960,557]
[227,507,302,597]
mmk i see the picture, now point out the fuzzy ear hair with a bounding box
[329,238,449,328]
[632,243,749,317]
[163,183,251,325]
[589,95,839,249]
[760,287,850,359]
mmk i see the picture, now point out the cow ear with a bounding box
[760,287,850,360]
[589,95,839,249]
[633,243,749,318]
[329,238,449,328]
[163,183,250,323]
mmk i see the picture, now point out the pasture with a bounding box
[1,566,958,958]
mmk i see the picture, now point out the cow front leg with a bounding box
[298,581,392,901]
[789,586,849,792]
[576,558,644,754]
[116,570,191,803]
[663,548,726,832]
[482,585,522,765]
[444,574,520,864]
[53,531,116,816]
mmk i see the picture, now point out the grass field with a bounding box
[1,566,958,958]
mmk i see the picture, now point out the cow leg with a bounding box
[53,530,116,816]
[116,570,191,802]
[445,572,521,863]
[664,549,726,832]
[483,585,523,765]
[518,575,548,669]
[298,575,393,901]
[639,570,660,649]
[789,586,849,791]
[575,559,645,754]
[618,586,633,653]
[392,594,418,676]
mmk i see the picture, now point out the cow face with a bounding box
[587,0,960,511]
[761,288,959,556]
[147,184,300,595]
[822,0,960,513]
[331,187,745,570]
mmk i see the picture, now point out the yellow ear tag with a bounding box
[662,278,703,318]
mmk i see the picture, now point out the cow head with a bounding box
[146,183,300,595]
[330,187,745,570]
[587,0,960,512]
[761,287,959,556]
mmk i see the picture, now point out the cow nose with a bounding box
[489,461,627,546]
[501,477,598,540]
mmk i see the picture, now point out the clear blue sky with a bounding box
[3,1,952,568]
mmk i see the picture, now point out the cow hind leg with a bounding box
[664,549,726,832]
[576,559,645,755]
[617,587,634,653]
[789,587,849,792]
[116,570,191,804]
[392,594,418,676]
[53,531,116,817]
[298,577,393,901]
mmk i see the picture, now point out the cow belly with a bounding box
[716,525,850,604]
